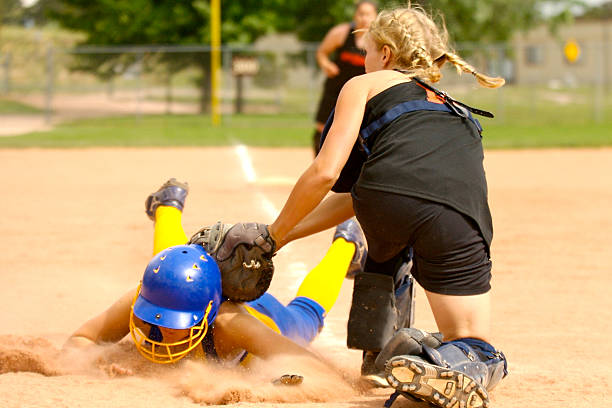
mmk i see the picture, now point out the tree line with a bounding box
[1,0,592,112]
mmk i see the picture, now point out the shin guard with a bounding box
[424,339,508,391]
[374,328,443,371]
[394,260,415,329]
[347,272,397,351]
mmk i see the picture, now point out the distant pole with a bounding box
[45,47,54,124]
[211,0,221,126]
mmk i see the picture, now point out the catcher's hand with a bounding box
[189,222,276,302]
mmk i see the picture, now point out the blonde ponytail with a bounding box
[368,6,505,89]
[444,52,505,89]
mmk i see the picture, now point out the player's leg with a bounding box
[384,335,507,408]
[383,203,507,407]
[144,178,189,255]
[295,217,366,313]
[245,218,367,345]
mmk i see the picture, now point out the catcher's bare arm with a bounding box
[280,192,354,249]
[269,76,368,242]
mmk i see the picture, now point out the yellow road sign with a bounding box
[564,39,580,64]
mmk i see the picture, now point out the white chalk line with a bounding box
[233,144,304,279]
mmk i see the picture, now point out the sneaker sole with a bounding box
[385,356,489,408]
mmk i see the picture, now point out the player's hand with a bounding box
[103,363,134,377]
[323,62,340,78]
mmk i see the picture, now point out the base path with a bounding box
[0,147,610,408]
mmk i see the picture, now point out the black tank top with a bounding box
[323,24,366,94]
[353,81,493,248]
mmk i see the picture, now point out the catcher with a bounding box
[63,179,366,376]
[205,5,509,408]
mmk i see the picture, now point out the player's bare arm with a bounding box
[279,193,354,249]
[213,302,321,361]
[316,23,350,77]
[64,288,135,350]
[269,75,369,243]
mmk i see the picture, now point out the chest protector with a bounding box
[319,77,493,193]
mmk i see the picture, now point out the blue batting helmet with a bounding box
[129,244,222,363]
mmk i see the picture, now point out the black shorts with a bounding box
[352,186,492,295]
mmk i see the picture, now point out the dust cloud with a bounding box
[0,335,365,405]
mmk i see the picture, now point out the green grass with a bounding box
[0,114,312,148]
[0,98,44,114]
[0,110,610,150]
[483,121,612,149]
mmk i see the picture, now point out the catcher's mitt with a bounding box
[189,222,276,302]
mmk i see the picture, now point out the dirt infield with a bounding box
[0,147,610,408]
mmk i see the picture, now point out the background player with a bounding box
[63,179,366,378]
[312,0,377,155]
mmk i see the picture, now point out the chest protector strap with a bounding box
[319,78,493,157]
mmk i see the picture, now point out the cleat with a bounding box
[410,362,423,374]
[145,178,189,220]
[333,218,367,279]
[361,350,391,388]
[445,382,454,395]
[385,355,490,408]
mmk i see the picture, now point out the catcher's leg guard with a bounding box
[374,328,443,371]
[423,339,508,391]
[393,253,415,330]
[347,272,397,352]
[384,339,507,408]
[145,178,189,221]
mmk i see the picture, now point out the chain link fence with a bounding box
[0,39,610,132]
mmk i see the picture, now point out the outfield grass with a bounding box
[0,98,44,114]
[0,112,610,149]
[0,114,312,148]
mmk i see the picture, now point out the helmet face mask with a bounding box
[129,245,222,364]
[129,286,213,364]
